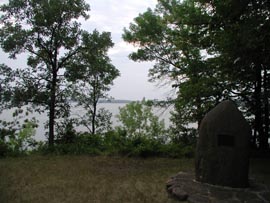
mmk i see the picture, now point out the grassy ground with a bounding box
[0,156,269,203]
[0,155,193,203]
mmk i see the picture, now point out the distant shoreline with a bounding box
[98,99,133,104]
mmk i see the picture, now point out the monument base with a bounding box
[166,172,270,203]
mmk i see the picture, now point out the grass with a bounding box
[0,156,269,203]
[0,155,193,203]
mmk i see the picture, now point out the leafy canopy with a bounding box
[0,0,91,146]
[117,100,166,140]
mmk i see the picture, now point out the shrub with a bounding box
[116,99,167,140]
[0,120,38,157]
[0,141,9,157]
[160,143,195,158]
[42,133,104,155]
[102,130,128,155]
[129,137,162,157]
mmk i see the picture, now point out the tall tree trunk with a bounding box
[262,65,269,150]
[48,69,57,146]
[254,65,263,149]
[196,97,202,129]
[251,80,258,148]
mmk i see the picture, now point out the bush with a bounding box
[0,141,9,157]
[30,114,196,158]
[160,143,195,158]
[55,118,77,144]
[0,120,38,157]
[116,100,167,140]
[102,130,128,155]
[126,137,159,157]
[37,129,196,158]
[41,133,105,155]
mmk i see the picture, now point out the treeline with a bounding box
[0,101,195,158]
[0,0,269,156]
[0,0,119,148]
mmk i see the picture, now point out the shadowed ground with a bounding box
[166,158,270,203]
[0,156,269,203]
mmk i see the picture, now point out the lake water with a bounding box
[0,103,173,141]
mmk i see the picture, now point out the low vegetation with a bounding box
[0,1,269,202]
[0,155,193,203]
[0,100,196,158]
[0,156,269,203]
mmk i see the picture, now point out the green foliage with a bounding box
[66,30,120,135]
[0,109,38,157]
[123,0,226,131]
[0,104,194,158]
[161,143,195,158]
[0,140,9,157]
[103,130,157,157]
[169,125,197,146]
[123,0,270,150]
[55,118,77,144]
[35,128,194,158]
[46,135,103,156]
[0,64,15,112]
[197,0,270,149]
[116,100,166,140]
[8,121,37,154]
[0,0,91,146]
[94,108,113,134]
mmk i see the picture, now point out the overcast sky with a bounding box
[82,0,174,100]
[0,0,173,101]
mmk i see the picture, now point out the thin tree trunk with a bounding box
[91,78,98,135]
[254,65,263,149]
[262,65,269,150]
[251,81,258,148]
[48,69,57,146]
[92,101,97,135]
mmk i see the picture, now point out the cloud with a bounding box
[81,0,158,60]
[81,0,170,100]
[0,0,170,100]
[83,0,157,34]
[108,41,137,58]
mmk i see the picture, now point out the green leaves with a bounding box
[117,100,166,140]
[123,0,270,149]
[65,30,119,135]
[0,0,92,145]
[123,0,223,129]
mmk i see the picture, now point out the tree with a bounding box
[0,0,90,146]
[123,0,270,149]
[194,0,270,150]
[0,108,38,156]
[66,30,120,135]
[117,100,166,140]
[0,64,14,112]
[123,0,226,133]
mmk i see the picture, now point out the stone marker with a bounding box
[166,172,270,202]
[195,100,251,188]
[166,101,268,201]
